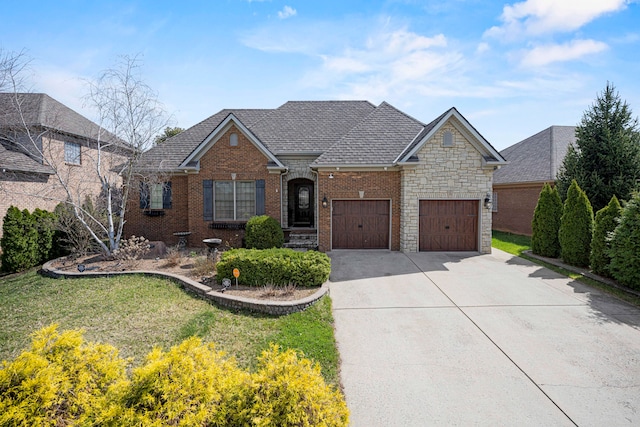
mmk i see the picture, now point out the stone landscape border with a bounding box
[41,259,329,316]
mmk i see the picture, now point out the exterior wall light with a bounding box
[484,193,492,210]
[322,196,328,208]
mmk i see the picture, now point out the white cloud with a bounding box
[278,6,297,19]
[486,0,629,39]
[520,39,608,67]
[307,28,466,101]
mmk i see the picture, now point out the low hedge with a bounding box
[216,248,331,287]
[0,325,349,427]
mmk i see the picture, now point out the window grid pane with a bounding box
[215,181,234,220]
[150,184,164,209]
[236,181,255,220]
[64,142,81,164]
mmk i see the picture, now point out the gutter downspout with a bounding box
[280,169,289,227]
[311,168,320,245]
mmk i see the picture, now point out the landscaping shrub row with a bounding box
[0,325,349,426]
[216,248,331,287]
[531,180,640,290]
[0,206,58,273]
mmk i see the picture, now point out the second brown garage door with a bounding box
[419,200,478,251]
[332,200,390,249]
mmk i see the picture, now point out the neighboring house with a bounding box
[0,93,127,238]
[125,101,506,253]
[492,126,576,236]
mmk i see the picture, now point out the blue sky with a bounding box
[2,0,639,150]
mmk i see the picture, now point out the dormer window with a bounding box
[443,131,453,147]
[230,133,238,146]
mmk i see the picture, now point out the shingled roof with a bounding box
[138,100,504,171]
[0,93,124,174]
[493,126,575,185]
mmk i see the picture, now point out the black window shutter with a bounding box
[203,180,213,221]
[163,182,172,209]
[139,182,149,209]
[256,179,265,215]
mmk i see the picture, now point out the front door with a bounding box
[293,182,313,227]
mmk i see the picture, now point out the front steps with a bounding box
[284,230,318,250]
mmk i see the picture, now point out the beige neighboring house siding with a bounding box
[0,134,126,239]
[400,120,494,253]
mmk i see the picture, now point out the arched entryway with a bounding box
[287,178,314,228]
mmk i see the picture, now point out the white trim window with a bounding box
[64,141,81,165]
[150,183,164,209]
[214,181,256,220]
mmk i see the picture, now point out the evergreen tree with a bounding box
[556,82,640,212]
[0,207,39,272]
[590,196,622,277]
[531,183,563,257]
[609,192,640,290]
[558,180,594,267]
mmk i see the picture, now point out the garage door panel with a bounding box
[332,200,390,249]
[419,200,478,251]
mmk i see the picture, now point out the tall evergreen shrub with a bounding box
[531,183,563,257]
[590,195,622,277]
[0,207,39,273]
[609,192,640,290]
[32,208,57,264]
[558,180,594,267]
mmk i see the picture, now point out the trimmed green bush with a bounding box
[216,248,331,287]
[590,195,622,277]
[1,326,349,427]
[0,206,39,273]
[609,192,640,290]
[531,183,563,257]
[559,180,594,267]
[245,215,284,249]
[0,325,126,426]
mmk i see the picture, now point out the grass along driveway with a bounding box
[0,270,340,385]
[492,230,640,307]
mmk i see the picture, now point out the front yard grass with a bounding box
[492,230,640,307]
[0,270,340,385]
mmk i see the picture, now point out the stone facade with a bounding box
[400,119,494,253]
[280,157,317,228]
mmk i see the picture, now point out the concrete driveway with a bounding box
[328,249,640,426]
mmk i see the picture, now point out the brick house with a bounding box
[0,93,128,238]
[492,126,575,236]
[126,101,506,253]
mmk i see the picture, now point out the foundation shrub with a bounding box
[216,248,331,287]
[245,215,284,249]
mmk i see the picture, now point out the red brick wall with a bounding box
[124,125,281,250]
[492,183,547,236]
[317,170,401,251]
[124,175,189,246]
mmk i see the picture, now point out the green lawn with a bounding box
[492,230,640,307]
[0,270,340,385]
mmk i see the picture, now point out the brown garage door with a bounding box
[332,200,390,249]
[419,200,478,251]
